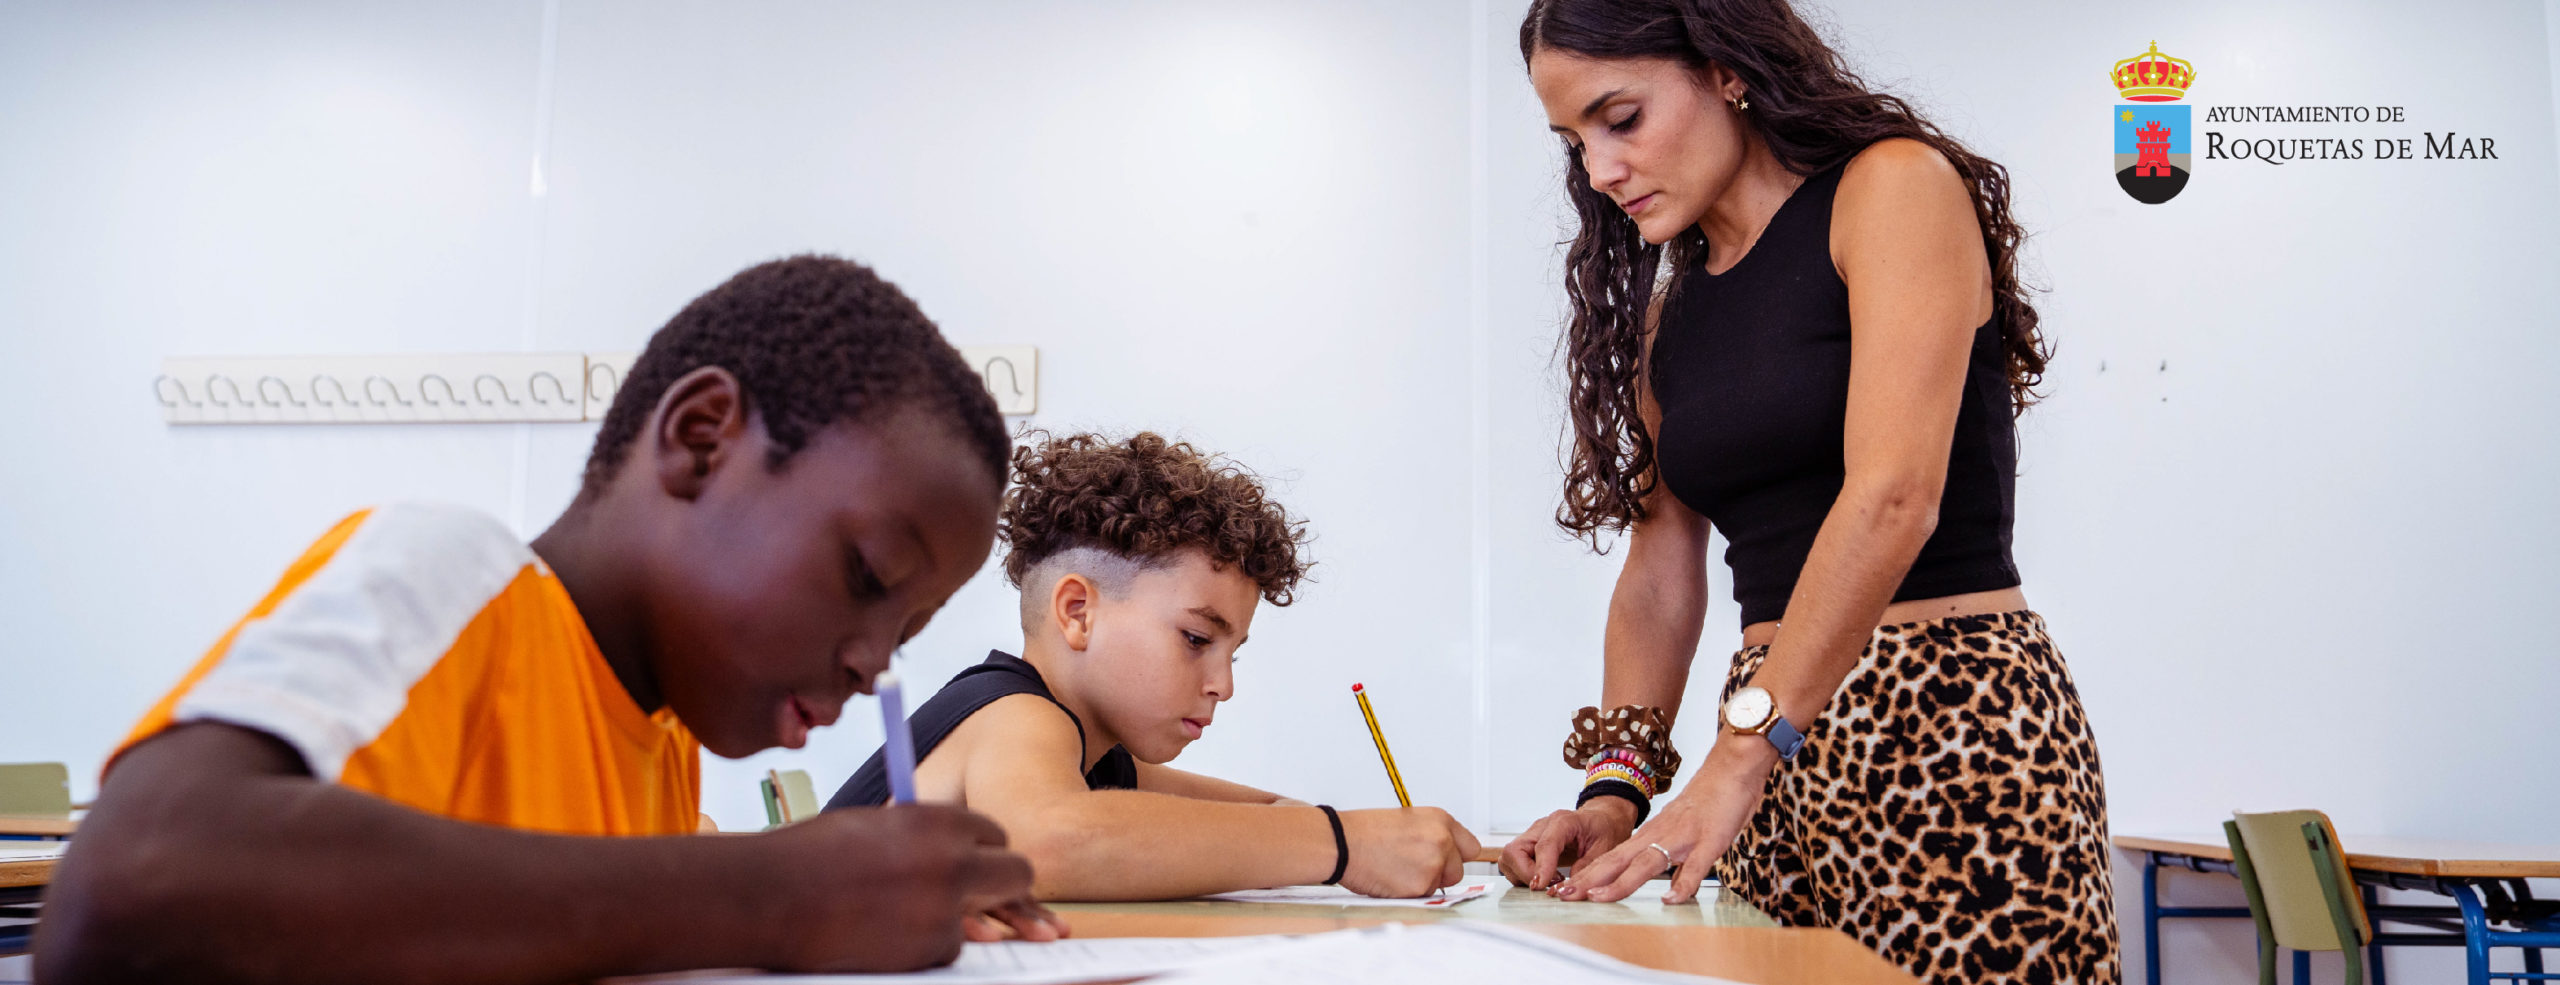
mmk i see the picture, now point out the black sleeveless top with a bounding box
[824,651,1138,810]
[1650,159,2021,628]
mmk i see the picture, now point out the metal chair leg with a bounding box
[2508,878,2549,979]
[2365,882,2389,985]
[2453,881,2493,985]
[2145,854,2165,985]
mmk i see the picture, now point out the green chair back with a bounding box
[2225,810,2372,985]
[773,769,819,823]
[760,769,822,829]
[0,762,71,816]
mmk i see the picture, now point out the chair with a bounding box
[0,762,72,821]
[2227,811,2560,985]
[0,762,72,957]
[759,769,820,829]
[2227,811,2372,984]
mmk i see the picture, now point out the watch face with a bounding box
[1725,687,1773,729]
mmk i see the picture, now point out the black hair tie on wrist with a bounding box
[1317,804,1349,886]
[1576,778,1652,827]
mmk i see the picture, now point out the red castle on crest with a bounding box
[2133,120,2173,176]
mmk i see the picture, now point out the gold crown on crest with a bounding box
[2111,41,2196,102]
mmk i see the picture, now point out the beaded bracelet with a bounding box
[1584,759,1651,797]
[1576,747,1658,793]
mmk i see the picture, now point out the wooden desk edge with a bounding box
[1062,911,1918,985]
[2114,833,2433,876]
[2113,834,2560,879]
[0,814,76,837]
[0,856,57,889]
[2112,834,2232,858]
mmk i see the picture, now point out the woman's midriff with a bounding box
[1738,585,2029,648]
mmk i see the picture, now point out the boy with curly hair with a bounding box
[826,432,1480,900]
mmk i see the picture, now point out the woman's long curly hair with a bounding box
[1523,0,2049,548]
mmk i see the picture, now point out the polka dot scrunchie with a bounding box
[1560,705,1681,788]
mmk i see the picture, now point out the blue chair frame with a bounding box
[2138,844,2559,984]
[0,884,38,956]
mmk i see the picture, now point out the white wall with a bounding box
[0,0,1490,830]
[2,2,2554,983]
[0,0,556,777]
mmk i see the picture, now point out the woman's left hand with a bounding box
[1554,739,1777,904]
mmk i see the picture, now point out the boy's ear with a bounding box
[1052,573,1098,652]
[650,367,750,501]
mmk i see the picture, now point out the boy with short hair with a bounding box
[40,255,1066,985]
[825,432,1480,900]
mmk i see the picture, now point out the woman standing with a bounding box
[1494,2,2119,982]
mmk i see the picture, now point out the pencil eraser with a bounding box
[1351,683,1365,693]
[877,670,901,690]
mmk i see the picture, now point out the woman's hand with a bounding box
[1555,738,1777,904]
[1499,797,1637,890]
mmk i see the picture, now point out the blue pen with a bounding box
[877,670,918,805]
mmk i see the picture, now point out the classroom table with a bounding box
[0,814,74,840]
[2118,832,2560,985]
[0,855,51,891]
[1053,882,1919,985]
[1060,882,1778,928]
[0,847,58,956]
[0,857,1916,983]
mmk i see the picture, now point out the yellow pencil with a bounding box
[1350,683,1411,808]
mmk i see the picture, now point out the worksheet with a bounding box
[1145,921,1741,985]
[609,934,1298,985]
[1199,882,1495,908]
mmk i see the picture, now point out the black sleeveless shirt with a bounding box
[824,651,1138,810]
[1650,159,2021,628]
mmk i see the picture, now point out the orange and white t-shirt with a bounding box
[113,504,701,837]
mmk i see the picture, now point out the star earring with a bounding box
[1730,93,1750,111]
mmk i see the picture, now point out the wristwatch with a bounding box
[1722,685,1805,761]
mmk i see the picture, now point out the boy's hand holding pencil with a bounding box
[1330,683,1485,897]
[757,805,1067,968]
[1332,806,1484,898]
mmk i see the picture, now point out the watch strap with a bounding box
[1765,714,1805,761]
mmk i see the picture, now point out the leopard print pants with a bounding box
[1713,611,2121,985]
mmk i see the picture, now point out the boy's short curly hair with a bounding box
[1002,431,1311,606]
[580,254,1008,493]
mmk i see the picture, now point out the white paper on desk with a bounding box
[1200,882,1494,908]
[1145,921,1743,985]
[608,934,1300,985]
[0,843,66,862]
